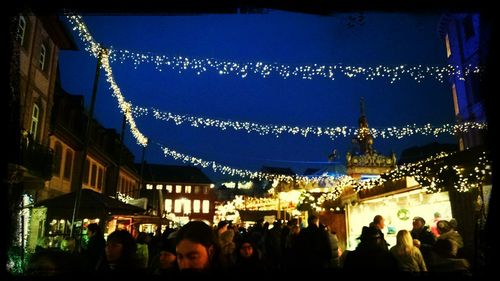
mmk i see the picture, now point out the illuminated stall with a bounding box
[32,189,145,248]
[346,177,453,250]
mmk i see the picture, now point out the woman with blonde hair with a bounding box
[390,229,427,272]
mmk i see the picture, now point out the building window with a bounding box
[156,184,163,190]
[194,186,200,194]
[175,185,182,193]
[63,149,73,180]
[185,185,192,193]
[39,44,47,71]
[174,200,182,213]
[203,186,208,194]
[166,185,173,193]
[202,200,210,213]
[183,200,191,215]
[30,104,39,141]
[445,34,451,58]
[452,84,459,116]
[97,167,104,190]
[165,199,172,213]
[146,184,153,190]
[17,15,26,46]
[193,200,201,213]
[52,142,62,176]
[90,164,97,187]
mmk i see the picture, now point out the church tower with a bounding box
[346,98,397,179]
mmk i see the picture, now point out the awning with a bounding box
[238,210,277,222]
[34,189,145,219]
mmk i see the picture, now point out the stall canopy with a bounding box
[238,210,277,222]
[34,189,145,219]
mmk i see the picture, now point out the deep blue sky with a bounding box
[58,10,456,182]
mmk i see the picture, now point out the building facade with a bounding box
[438,13,490,150]
[7,13,77,258]
[140,164,215,226]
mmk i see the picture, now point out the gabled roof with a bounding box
[38,15,78,50]
[138,163,213,184]
[306,161,347,178]
[303,168,321,176]
[398,142,458,165]
[260,166,296,176]
[34,189,144,218]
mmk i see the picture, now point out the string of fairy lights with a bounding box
[100,50,149,147]
[130,105,487,139]
[298,151,492,209]
[65,13,482,84]
[65,13,491,203]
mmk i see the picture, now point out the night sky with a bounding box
[58,10,456,182]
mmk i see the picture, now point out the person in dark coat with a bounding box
[295,215,332,270]
[230,234,266,274]
[152,237,179,276]
[343,226,398,272]
[95,229,142,276]
[410,216,436,265]
[83,223,106,272]
[175,220,224,274]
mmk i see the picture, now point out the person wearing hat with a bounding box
[342,226,398,271]
[436,219,463,250]
[410,216,436,266]
[152,237,179,276]
[230,234,266,273]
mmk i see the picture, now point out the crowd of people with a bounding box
[23,214,471,278]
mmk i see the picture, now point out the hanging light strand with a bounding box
[65,13,483,84]
[128,105,487,140]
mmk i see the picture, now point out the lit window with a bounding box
[185,185,192,193]
[193,200,201,213]
[445,34,451,58]
[30,104,39,141]
[203,186,208,194]
[174,200,182,213]
[452,84,459,115]
[146,184,153,190]
[90,164,97,187]
[183,200,191,215]
[39,44,46,71]
[156,184,163,190]
[175,185,182,193]
[166,185,173,193]
[97,167,104,190]
[202,200,210,213]
[194,186,200,194]
[165,199,172,213]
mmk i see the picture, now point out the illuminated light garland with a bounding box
[66,13,102,57]
[128,105,488,139]
[65,13,492,198]
[65,13,483,84]
[355,151,492,193]
[159,142,295,182]
[117,192,134,204]
[100,51,148,147]
[66,13,148,147]
[300,150,491,208]
[157,141,357,185]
